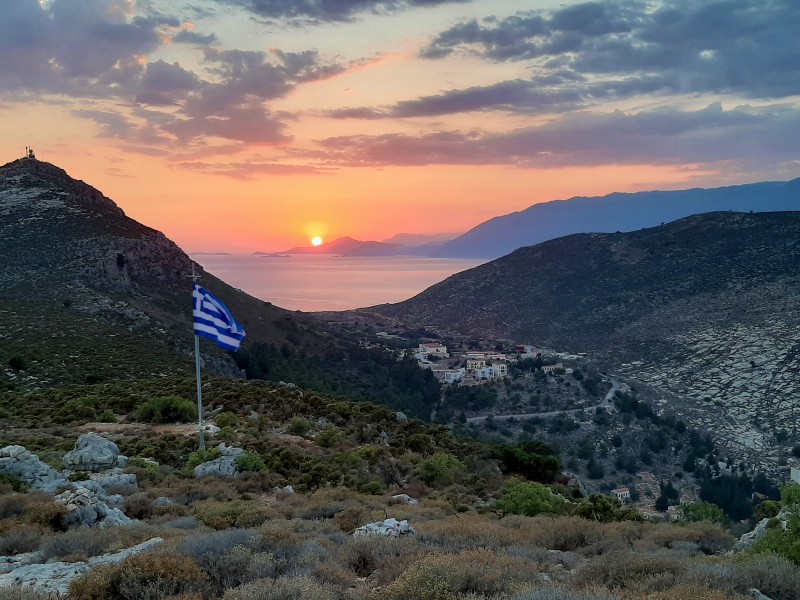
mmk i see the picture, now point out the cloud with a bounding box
[174,159,331,178]
[327,78,588,119]
[217,0,470,23]
[0,0,173,95]
[172,29,218,46]
[310,103,800,171]
[421,0,800,100]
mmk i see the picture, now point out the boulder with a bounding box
[354,518,415,537]
[0,537,163,595]
[193,444,245,478]
[194,456,237,478]
[62,433,120,472]
[391,494,419,506]
[0,445,67,493]
[89,469,137,490]
[54,487,134,529]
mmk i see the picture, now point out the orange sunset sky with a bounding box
[1,0,798,252]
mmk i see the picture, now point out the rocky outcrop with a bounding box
[0,446,67,493]
[0,537,163,595]
[353,518,415,537]
[193,443,244,479]
[733,508,789,551]
[55,487,135,529]
[62,433,123,472]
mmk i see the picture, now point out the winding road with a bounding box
[464,376,620,425]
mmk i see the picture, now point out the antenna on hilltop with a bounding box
[25,146,35,160]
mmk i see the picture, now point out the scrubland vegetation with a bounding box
[0,377,798,599]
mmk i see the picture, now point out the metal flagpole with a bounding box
[189,263,205,451]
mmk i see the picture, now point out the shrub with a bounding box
[575,550,685,590]
[187,448,221,470]
[418,453,463,486]
[737,553,800,600]
[194,500,275,530]
[287,417,313,437]
[0,587,58,600]
[222,575,338,600]
[69,553,205,600]
[136,396,197,424]
[509,588,621,600]
[0,473,28,493]
[0,525,42,555]
[216,412,239,428]
[97,409,118,423]
[236,452,267,473]
[383,549,542,600]
[496,482,566,517]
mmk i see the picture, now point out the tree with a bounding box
[681,502,728,526]
[496,482,565,517]
[655,494,669,511]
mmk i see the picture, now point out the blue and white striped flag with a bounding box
[193,283,246,351]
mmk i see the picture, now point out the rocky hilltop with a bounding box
[368,211,800,466]
[0,157,319,387]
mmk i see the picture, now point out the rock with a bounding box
[54,487,135,528]
[395,411,408,423]
[62,433,120,472]
[89,469,137,490]
[217,443,245,458]
[734,508,788,551]
[0,551,43,575]
[391,494,419,506]
[354,518,415,537]
[193,456,237,478]
[153,496,173,507]
[0,445,67,493]
[116,455,129,468]
[0,538,163,595]
[750,590,774,600]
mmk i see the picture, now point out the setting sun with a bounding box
[311,236,323,246]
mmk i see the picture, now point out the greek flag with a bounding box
[193,283,246,351]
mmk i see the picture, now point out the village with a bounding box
[406,340,581,386]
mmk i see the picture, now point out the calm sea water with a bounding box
[192,254,485,312]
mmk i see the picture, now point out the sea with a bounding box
[191,254,485,312]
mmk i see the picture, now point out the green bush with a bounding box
[419,453,464,486]
[216,411,239,428]
[97,409,117,423]
[0,473,28,493]
[236,452,267,473]
[187,448,221,470]
[496,482,566,517]
[136,396,197,424]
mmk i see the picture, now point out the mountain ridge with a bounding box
[433,178,800,258]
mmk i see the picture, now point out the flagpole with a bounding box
[195,333,205,451]
[189,263,205,451]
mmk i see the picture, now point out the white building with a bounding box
[417,343,448,358]
[474,366,494,380]
[610,486,631,503]
[791,466,800,485]
[541,363,564,374]
[491,363,508,377]
[439,368,466,384]
[466,358,486,370]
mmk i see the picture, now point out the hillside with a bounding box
[368,212,800,466]
[0,157,329,387]
[433,178,800,258]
